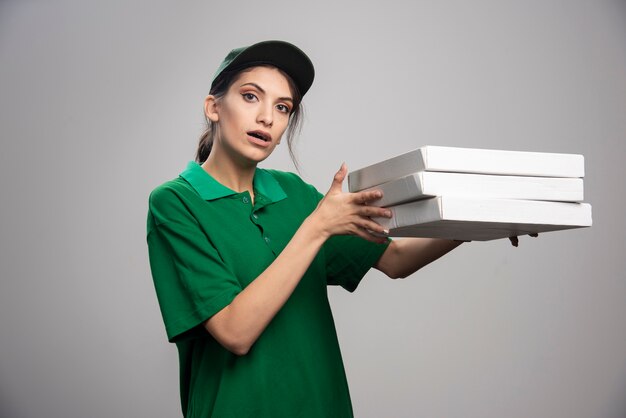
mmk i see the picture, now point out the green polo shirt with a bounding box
[147,162,389,418]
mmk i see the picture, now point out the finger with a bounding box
[328,163,347,194]
[352,227,390,244]
[509,236,519,247]
[353,189,383,205]
[354,217,390,236]
[357,206,392,219]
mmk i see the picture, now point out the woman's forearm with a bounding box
[375,238,462,279]
[204,215,328,355]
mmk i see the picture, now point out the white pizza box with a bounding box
[362,171,584,207]
[373,196,592,241]
[348,146,585,191]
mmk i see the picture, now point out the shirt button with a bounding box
[242,196,249,204]
[264,236,270,244]
[252,213,258,219]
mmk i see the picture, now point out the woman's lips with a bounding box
[247,131,271,147]
[247,130,271,141]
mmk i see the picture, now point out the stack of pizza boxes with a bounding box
[347,146,592,241]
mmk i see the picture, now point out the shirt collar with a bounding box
[180,161,287,203]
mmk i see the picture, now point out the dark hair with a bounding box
[196,64,304,168]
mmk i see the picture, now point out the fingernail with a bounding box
[382,229,389,235]
[386,210,392,217]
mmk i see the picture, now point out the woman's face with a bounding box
[210,66,294,166]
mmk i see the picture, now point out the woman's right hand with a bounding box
[308,163,392,244]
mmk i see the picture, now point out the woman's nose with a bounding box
[257,104,273,127]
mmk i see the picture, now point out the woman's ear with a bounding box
[204,95,219,122]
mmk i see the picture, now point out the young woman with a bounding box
[147,40,462,418]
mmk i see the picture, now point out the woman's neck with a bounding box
[201,153,256,195]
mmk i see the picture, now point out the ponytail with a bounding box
[195,127,214,164]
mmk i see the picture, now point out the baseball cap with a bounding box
[210,40,315,96]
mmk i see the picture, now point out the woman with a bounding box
[147,40,461,418]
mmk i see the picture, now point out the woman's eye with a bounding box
[242,93,257,102]
[276,104,291,113]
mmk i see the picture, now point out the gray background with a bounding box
[1,1,625,417]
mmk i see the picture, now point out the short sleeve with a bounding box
[147,186,242,342]
[324,235,390,292]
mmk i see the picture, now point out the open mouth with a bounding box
[247,130,271,142]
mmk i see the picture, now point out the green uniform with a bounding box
[147,161,389,418]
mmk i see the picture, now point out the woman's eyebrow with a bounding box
[240,82,293,103]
